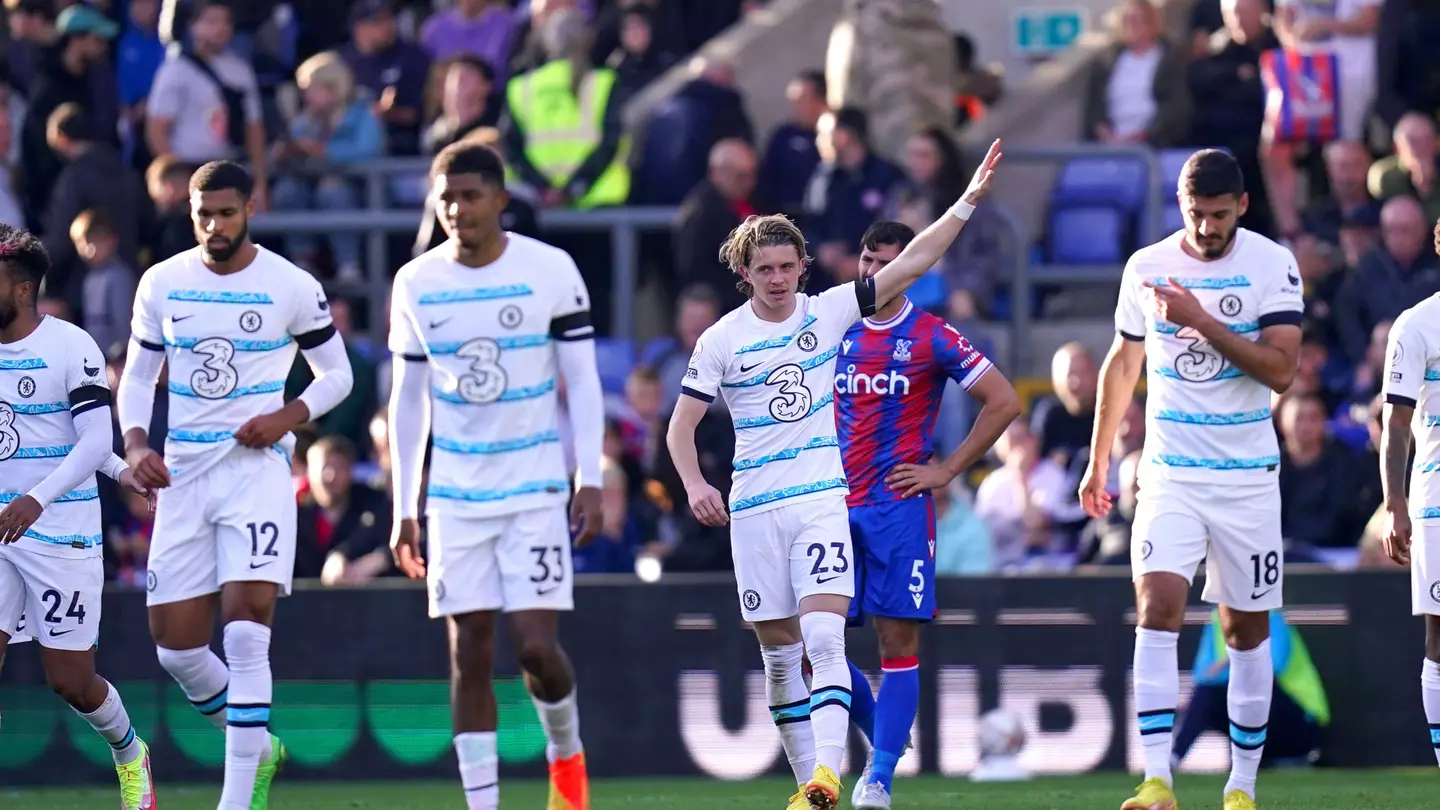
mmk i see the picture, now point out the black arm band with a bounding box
[855,277,877,318]
[70,384,112,416]
[294,324,338,350]
[135,336,163,352]
[550,310,596,342]
[1258,311,1304,329]
[399,352,428,362]
[1119,330,1145,342]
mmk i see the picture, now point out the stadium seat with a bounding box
[1052,157,1148,212]
[390,171,429,207]
[1048,206,1126,265]
[1157,148,1194,193]
[593,337,636,394]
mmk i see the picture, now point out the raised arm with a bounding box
[871,139,1003,309]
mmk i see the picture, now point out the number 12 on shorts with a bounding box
[248,522,280,558]
[1249,550,1279,597]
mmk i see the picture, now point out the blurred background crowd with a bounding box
[2,0,1439,587]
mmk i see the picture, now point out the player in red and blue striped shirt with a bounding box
[836,221,1021,809]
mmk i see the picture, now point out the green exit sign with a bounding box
[1013,8,1086,56]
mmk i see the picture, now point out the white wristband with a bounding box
[949,199,976,221]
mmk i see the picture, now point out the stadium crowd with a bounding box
[3,0,1440,584]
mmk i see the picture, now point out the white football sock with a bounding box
[1224,641,1272,799]
[74,680,143,765]
[800,611,851,775]
[1134,627,1179,786]
[531,688,583,762]
[762,641,815,784]
[157,643,273,761]
[455,731,499,810]
[218,621,272,810]
[1422,658,1440,766]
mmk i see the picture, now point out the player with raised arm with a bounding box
[387,141,604,810]
[836,221,1020,810]
[116,161,355,810]
[1378,221,1440,767]
[1079,150,1303,810]
[666,140,1002,810]
[0,224,158,809]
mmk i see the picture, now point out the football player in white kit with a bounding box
[666,141,1002,810]
[0,224,158,809]
[387,142,605,810]
[116,161,355,810]
[1080,150,1304,810]
[1378,220,1440,767]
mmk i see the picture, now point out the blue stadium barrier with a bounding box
[1052,156,1148,212]
[594,337,636,394]
[1157,148,1194,193]
[1048,206,1126,265]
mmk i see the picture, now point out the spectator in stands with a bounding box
[650,400,736,572]
[617,365,662,470]
[931,478,996,575]
[1301,140,1378,245]
[673,139,759,310]
[20,3,121,229]
[804,106,903,287]
[603,4,678,101]
[503,8,630,209]
[4,0,56,97]
[145,1,269,210]
[0,102,21,227]
[758,70,826,216]
[885,126,1008,314]
[422,0,518,80]
[974,421,1081,570]
[573,445,644,574]
[1083,0,1190,148]
[144,154,195,263]
[364,410,391,493]
[953,32,1003,128]
[1335,195,1440,362]
[340,0,432,157]
[1187,0,1278,237]
[1344,318,1394,412]
[1,63,23,169]
[1369,113,1440,223]
[1030,342,1099,474]
[1077,450,1142,566]
[42,103,145,303]
[116,0,166,166]
[645,283,721,411]
[1293,236,1344,342]
[591,0,683,70]
[298,436,394,583]
[1375,0,1440,130]
[420,55,498,154]
[69,209,137,355]
[1278,393,1368,550]
[506,0,592,79]
[630,56,753,205]
[104,485,154,588]
[271,51,385,280]
[287,297,378,449]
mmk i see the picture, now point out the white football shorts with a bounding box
[426,506,574,618]
[1131,477,1284,611]
[146,448,297,606]
[0,544,103,651]
[730,494,855,622]
[1409,519,1440,616]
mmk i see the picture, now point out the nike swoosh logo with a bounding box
[48,628,74,637]
[816,575,842,585]
[83,364,99,376]
[1250,587,1274,600]
[172,314,195,322]
[536,584,562,595]
[249,561,275,570]
[430,318,452,329]
[739,362,761,373]
[1287,274,1300,286]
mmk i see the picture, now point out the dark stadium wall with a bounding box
[0,573,1424,785]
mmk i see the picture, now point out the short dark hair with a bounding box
[832,106,869,144]
[1180,149,1244,199]
[46,102,92,145]
[430,140,506,186]
[0,224,51,290]
[189,160,254,199]
[310,433,357,463]
[191,0,232,22]
[449,54,495,83]
[795,69,826,99]
[676,283,721,311]
[860,220,915,253]
[146,154,193,190]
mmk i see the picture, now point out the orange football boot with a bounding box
[546,752,590,810]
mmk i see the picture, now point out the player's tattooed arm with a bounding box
[1380,400,1416,565]
[871,139,1002,308]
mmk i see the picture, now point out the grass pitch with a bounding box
[3,770,1433,809]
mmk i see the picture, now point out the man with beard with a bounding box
[1080,149,1304,810]
[115,160,354,810]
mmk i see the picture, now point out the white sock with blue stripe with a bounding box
[1422,658,1440,765]
[1134,627,1179,786]
[762,642,815,784]
[1225,641,1272,798]
[219,621,272,810]
[801,611,851,774]
[75,680,143,765]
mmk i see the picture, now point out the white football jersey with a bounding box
[131,246,334,483]
[390,234,595,519]
[1115,230,1304,485]
[682,280,875,515]
[0,316,110,559]
[1382,294,1440,520]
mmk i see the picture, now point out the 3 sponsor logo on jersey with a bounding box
[834,364,911,396]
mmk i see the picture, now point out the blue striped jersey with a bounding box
[389,234,596,519]
[1382,294,1440,520]
[1115,229,1304,485]
[130,246,334,484]
[0,316,109,558]
[681,280,873,516]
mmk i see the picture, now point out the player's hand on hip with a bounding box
[1383,507,1413,566]
[571,486,603,547]
[1078,464,1113,519]
[961,139,1003,205]
[389,517,427,579]
[0,495,42,544]
[117,468,155,514]
[687,482,729,527]
[885,460,955,498]
[125,446,171,490]
[1145,276,1209,329]
[234,412,292,449]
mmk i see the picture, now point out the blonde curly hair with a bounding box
[718,214,812,298]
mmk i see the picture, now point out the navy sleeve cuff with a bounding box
[1386,393,1418,408]
[680,387,715,404]
[1119,329,1145,342]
